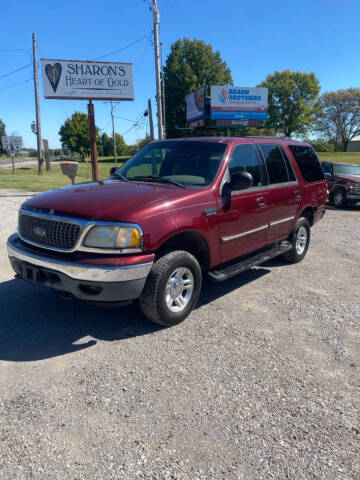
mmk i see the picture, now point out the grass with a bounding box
[1,152,360,193]
[317,152,360,164]
[0,161,122,192]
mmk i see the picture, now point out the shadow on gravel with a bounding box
[198,267,270,308]
[0,279,161,362]
[325,203,360,212]
[0,267,270,362]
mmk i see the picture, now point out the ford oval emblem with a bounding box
[33,227,46,237]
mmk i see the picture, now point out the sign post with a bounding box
[87,100,99,182]
[41,58,134,182]
[1,136,23,174]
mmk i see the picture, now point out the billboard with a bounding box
[186,87,205,122]
[41,59,134,101]
[210,86,268,121]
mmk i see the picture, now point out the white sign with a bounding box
[210,86,268,121]
[41,58,134,101]
[186,87,205,122]
[1,136,23,151]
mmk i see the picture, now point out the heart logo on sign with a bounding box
[45,63,62,93]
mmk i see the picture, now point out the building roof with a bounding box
[350,135,360,142]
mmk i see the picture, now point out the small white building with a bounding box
[347,135,360,152]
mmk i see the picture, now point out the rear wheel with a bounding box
[139,250,202,327]
[282,217,310,263]
[332,189,347,208]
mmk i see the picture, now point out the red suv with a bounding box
[321,161,360,208]
[8,137,327,326]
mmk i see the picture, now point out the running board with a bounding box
[208,241,293,282]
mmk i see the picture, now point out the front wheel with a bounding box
[332,189,347,208]
[282,217,310,263]
[139,250,202,327]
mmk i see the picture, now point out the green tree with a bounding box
[164,38,232,137]
[100,132,128,156]
[137,135,153,150]
[317,88,360,152]
[0,119,6,154]
[59,112,99,161]
[259,70,321,137]
[100,132,112,156]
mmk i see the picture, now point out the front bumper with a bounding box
[7,234,153,302]
[346,192,360,201]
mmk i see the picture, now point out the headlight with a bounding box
[83,225,142,249]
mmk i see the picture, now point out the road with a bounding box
[0,157,37,169]
[0,194,359,480]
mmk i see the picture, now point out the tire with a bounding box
[139,250,202,327]
[332,188,347,208]
[282,217,310,263]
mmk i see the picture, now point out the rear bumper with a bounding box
[7,234,153,302]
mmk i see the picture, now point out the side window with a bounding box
[288,146,324,183]
[260,144,289,184]
[228,144,265,187]
[321,163,333,175]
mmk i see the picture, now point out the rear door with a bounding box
[219,143,272,263]
[258,143,301,242]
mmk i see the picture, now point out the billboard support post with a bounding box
[87,100,99,182]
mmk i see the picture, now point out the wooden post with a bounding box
[152,0,163,139]
[88,100,99,182]
[32,33,43,174]
[148,98,154,140]
[11,151,15,174]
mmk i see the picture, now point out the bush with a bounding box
[309,139,335,152]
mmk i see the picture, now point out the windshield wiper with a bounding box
[112,171,128,182]
[134,175,185,188]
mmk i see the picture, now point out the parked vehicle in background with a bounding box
[321,161,360,207]
[8,137,327,327]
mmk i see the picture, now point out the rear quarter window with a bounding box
[288,146,324,183]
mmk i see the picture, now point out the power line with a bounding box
[0,48,32,61]
[114,115,141,123]
[0,76,33,91]
[93,33,152,60]
[0,62,32,81]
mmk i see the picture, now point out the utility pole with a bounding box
[152,0,163,139]
[88,100,99,182]
[111,101,117,164]
[160,42,166,138]
[32,33,43,174]
[148,98,154,140]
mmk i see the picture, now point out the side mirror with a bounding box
[324,172,332,178]
[109,166,117,176]
[229,171,253,191]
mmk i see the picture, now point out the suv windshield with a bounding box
[335,164,360,176]
[115,141,227,186]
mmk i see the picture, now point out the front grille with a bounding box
[19,212,81,250]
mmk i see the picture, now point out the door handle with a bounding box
[294,190,303,201]
[256,197,266,206]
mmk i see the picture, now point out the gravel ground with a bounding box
[0,193,359,480]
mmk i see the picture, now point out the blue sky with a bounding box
[0,0,359,149]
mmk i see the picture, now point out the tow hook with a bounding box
[61,292,74,300]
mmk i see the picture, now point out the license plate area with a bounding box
[21,264,42,285]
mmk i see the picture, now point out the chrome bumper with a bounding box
[7,234,153,302]
[7,234,152,283]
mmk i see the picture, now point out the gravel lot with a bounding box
[0,193,359,480]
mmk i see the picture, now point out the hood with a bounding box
[337,174,360,183]
[22,180,190,221]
